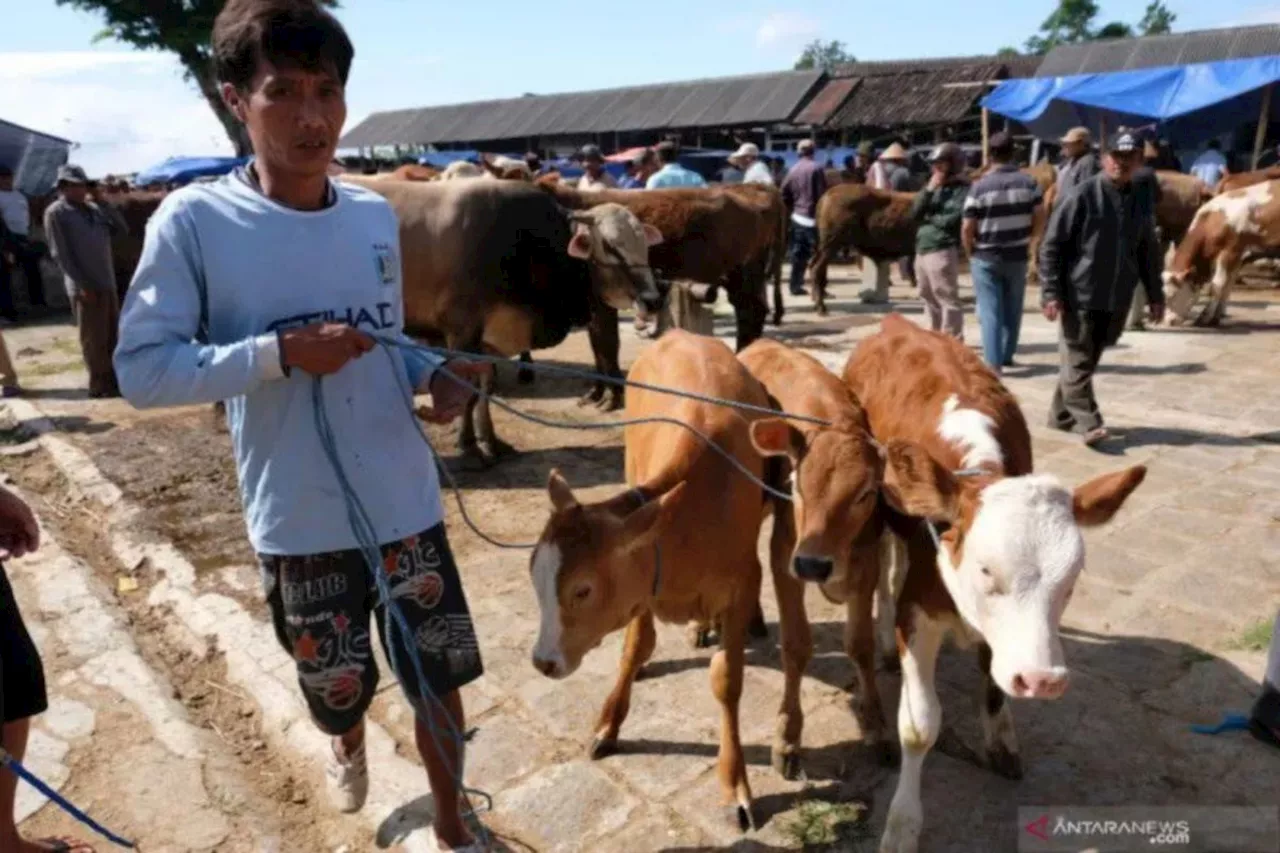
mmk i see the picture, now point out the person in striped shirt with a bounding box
[962,132,1043,374]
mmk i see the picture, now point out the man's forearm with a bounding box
[114,332,285,409]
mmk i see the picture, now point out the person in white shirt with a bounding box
[1189,140,1230,188]
[576,144,617,192]
[728,143,774,186]
[0,166,48,321]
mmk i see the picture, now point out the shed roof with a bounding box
[832,53,1042,79]
[1036,24,1280,76]
[825,63,1010,129]
[340,70,825,148]
[0,118,74,196]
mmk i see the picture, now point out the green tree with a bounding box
[793,39,856,72]
[1025,0,1101,54]
[997,46,1022,56]
[1095,21,1134,39]
[55,0,339,156]
[1138,0,1176,35]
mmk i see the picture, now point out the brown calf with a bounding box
[844,315,1147,853]
[529,330,777,831]
[737,338,889,772]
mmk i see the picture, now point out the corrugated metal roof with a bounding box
[0,118,73,196]
[794,77,862,126]
[340,70,825,148]
[826,63,1008,128]
[1036,24,1280,76]
[832,53,1042,79]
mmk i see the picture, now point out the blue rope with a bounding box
[1190,712,1250,736]
[0,748,135,848]
[311,374,490,848]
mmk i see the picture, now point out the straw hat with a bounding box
[1061,127,1092,145]
[879,142,908,161]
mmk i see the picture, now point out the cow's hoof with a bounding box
[770,312,783,327]
[458,450,494,472]
[597,393,624,413]
[879,810,922,853]
[724,803,756,833]
[577,389,605,408]
[588,734,618,761]
[986,744,1023,780]
[516,367,535,384]
[771,746,802,781]
[815,305,830,317]
[687,623,716,649]
[480,437,517,460]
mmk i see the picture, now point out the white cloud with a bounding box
[0,51,232,177]
[1230,5,1280,25]
[755,12,819,48]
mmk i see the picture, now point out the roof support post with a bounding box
[981,107,990,167]
[1252,83,1273,170]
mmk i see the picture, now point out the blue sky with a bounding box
[1,0,1276,174]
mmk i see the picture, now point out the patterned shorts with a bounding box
[259,523,483,735]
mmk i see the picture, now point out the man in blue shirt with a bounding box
[645,142,707,189]
[113,2,489,850]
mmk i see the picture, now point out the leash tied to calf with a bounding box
[0,747,136,848]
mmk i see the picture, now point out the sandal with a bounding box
[33,837,97,853]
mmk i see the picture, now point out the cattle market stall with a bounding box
[338,70,826,160]
[133,155,249,189]
[983,25,1280,168]
[0,118,73,196]
[794,55,1042,150]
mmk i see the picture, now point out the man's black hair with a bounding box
[213,0,355,90]
[655,142,679,164]
[0,165,12,178]
[1207,139,1222,151]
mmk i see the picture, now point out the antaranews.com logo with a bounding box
[1018,806,1279,852]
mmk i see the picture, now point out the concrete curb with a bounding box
[5,397,441,852]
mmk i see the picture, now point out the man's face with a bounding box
[931,159,951,179]
[223,60,346,179]
[1063,139,1087,159]
[1104,150,1140,184]
[61,183,88,204]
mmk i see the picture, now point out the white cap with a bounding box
[729,143,760,164]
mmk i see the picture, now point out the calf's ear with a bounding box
[567,222,593,259]
[619,482,682,555]
[750,418,803,459]
[548,469,580,512]
[880,440,960,522]
[1073,465,1146,527]
[642,224,664,246]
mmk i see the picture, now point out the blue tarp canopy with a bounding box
[134,156,248,187]
[982,56,1280,145]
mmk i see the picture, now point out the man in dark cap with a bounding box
[43,164,127,398]
[1039,130,1165,448]
[577,144,616,192]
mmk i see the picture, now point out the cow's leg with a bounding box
[726,266,767,352]
[580,303,621,410]
[977,643,1022,780]
[710,590,757,831]
[846,541,892,765]
[1196,255,1236,327]
[876,532,906,673]
[450,335,511,466]
[516,351,534,384]
[590,611,656,759]
[768,507,811,780]
[880,609,945,853]
[810,241,831,317]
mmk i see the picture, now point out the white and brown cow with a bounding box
[529,330,779,831]
[843,315,1147,853]
[1163,179,1280,327]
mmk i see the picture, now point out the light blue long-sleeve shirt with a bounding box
[645,164,707,189]
[114,170,445,556]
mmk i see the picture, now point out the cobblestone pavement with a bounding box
[1,269,1278,853]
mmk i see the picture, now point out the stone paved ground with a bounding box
[1,266,1278,853]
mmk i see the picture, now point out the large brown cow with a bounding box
[843,315,1147,853]
[543,182,785,408]
[809,184,917,316]
[529,330,778,831]
[1216,165,1280,195]
[342,175,663,464]
[99,189,166,299]
[1163,179,1280,326]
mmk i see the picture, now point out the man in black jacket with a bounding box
[1039,130,1166,447]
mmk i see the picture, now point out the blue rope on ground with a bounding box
[0,748,136,848]
[1190,712,1250,735]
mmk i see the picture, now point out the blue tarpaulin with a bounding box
[982,56,1280,145]
[134,156,248,187]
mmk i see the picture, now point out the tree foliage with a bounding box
[55,0,339,156]
[1024,0,1175,54]
[793,39,856,72]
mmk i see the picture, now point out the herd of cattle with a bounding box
[529,320,1147,852]
[11,157,1274,848]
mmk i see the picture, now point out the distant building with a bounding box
[0,118,73,195]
